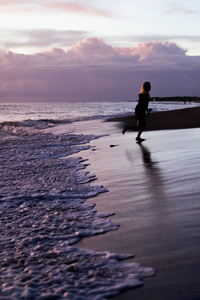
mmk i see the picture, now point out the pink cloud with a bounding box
[67,38,189,65]
[115,41,187,61]
[48,2,113,18]
[0,38,200,101]
[67,38,116,64]
[0,0,113,17]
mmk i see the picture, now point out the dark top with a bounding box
[135,93,150,121]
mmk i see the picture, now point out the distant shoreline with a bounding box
[151,96,200,102]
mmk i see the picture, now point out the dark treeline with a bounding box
[152,96,200,102]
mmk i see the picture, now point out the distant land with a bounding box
[152,96,200,102]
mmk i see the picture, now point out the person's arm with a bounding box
[147,108,152,114]
[146,96,152,114]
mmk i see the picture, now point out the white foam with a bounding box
[0,120,155,299]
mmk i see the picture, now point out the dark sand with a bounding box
[76,107,200,300]
[107,106,200,131]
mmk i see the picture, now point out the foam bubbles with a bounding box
[0,120,155,299]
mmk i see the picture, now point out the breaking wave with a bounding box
[0,117,155,300]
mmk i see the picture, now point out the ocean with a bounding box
[1,101,200,300]
[1,100,200,123]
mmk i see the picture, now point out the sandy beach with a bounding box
[76,107,200,300]
[107,106,200,131]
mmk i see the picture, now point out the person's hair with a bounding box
[140,82,151,94]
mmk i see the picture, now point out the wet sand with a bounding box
[76,107,200,300]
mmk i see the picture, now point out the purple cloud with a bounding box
[0,38,200,102]
[163,2,195,14]
[0,29,89,50]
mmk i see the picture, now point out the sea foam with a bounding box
[0,120,155,299]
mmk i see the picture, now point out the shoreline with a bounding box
[76,111,200,300]
[106,107,200,131]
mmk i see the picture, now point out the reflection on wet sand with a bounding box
[139,143,158,168]
[137,143,167,203]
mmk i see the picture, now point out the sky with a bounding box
[0,0,200,102]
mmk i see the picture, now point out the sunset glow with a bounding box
[0,0,200,101]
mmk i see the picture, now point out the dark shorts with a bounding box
[137,119,146,130]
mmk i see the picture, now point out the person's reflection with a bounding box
[139,143,156,168]
[138,143,166,200]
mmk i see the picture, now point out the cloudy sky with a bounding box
[0,0,200,102]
